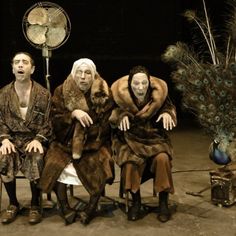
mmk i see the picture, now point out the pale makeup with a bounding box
[131,72,149,102]
[74,63,93,92]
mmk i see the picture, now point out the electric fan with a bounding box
[22,2,71,90]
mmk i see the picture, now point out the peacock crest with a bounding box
[162,0,236,161]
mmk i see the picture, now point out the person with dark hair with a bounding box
[109,65,176,222]
[0,52,52,224]
[39,58,114,225]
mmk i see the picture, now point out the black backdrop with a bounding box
[0,0,227,117]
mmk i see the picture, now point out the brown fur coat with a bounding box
[40,74,114,195]
[109,75,177,166]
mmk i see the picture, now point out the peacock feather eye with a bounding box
[229,63,236,74]
[219,91,226,97]
[206,69,213,76]
[208,111,216,118]
[203,78,209,84]
[225,103,230,109]
[199,104,207,111]
[190,95,198,101]
[216,76,222,84]
[194,79,202,87]
[176,84,185,91]
[209,90,216,96]
[219,105,224,111]
[199,95,205,101]
[214,116,221,123]
[208,104,215,110]
[224,80,233,87]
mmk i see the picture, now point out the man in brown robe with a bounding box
[0,52,52,224]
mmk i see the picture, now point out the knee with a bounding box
[1,175,14,183]
[154,153,170,165]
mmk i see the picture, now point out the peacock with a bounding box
[162,0,236,164]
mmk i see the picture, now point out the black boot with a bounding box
[158,191,171,223]
[79,194,100,225]
[54,182,77,225]
[128,190,142,221]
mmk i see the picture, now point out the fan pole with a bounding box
[42,46,52,91]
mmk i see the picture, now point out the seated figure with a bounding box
[40,58,114,225]
[109,65,177,222]
[0,51,52,225]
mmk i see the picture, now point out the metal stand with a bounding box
[42,46,52,91]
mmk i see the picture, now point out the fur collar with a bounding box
[62,74,112,113]
[111,75,168,118]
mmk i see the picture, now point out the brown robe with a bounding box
[0,81,52,181]
[39,74,114,195]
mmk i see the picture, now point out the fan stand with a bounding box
[22,2,71,91]
[42,46,52,91]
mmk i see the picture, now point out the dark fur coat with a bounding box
[109,75,177,167]
[40,74,114,195]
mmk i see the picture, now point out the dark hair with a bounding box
[128,65,151,104]
[11,51,35,66]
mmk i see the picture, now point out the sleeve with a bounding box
[159,96,177,126]
[50,86,75,144]
[109,106,134,128]
[0,89,12,142]
[34,90,53,144]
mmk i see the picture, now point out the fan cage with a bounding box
[22,1,71,50]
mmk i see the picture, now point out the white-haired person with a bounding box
[39,58,114,225]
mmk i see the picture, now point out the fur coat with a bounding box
[109,75,177,167]
[40,74,114,195]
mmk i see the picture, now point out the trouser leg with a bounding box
[151,153,174,194]
[54,181,77,225]
[3,179,19,207]
[30,181,40,207]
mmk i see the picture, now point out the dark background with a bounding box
[0,0,227,117]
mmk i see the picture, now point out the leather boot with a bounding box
[158,191,171,223]
[58,200,77,225]
[54,182,77,225]
[128,190,142,221]
[79,194,100,225]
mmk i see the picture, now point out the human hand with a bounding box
[0,139,16,155]
[118,115,130,131]
[25,140,44,154]
[72,109,93,128]
[156,112,175,130]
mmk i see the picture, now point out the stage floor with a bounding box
[1,119,236,236]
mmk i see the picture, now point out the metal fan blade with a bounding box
[46,27,66,47]
[26,25,47,44]
[47,7,67,28]
[27,7,48,25]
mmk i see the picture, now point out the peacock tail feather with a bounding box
[162,0,236,160]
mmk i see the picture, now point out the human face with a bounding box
[131,72,149,102]
[12,53,35,82]
[74,64,94,92]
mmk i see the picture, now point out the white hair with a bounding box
[71,58,97,79]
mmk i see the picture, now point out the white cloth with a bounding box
[20,106,28,120]
[70,58,97,79]
[57,163,82,185]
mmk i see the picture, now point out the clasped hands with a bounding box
[118,113,175,131]
[0,139,44,155]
